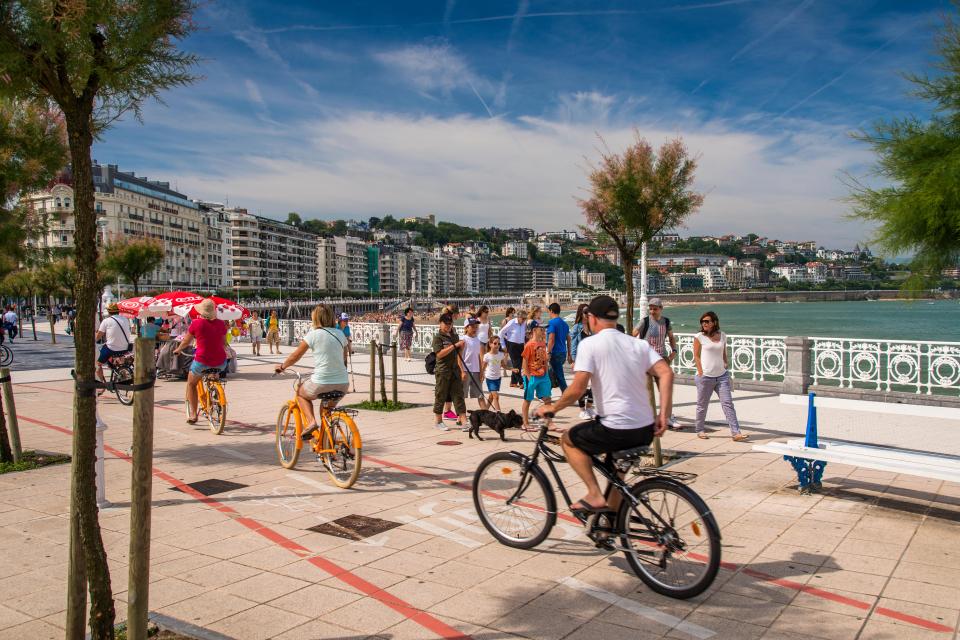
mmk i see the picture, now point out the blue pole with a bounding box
[804,391,818,448]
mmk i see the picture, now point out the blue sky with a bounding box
[95,0,948,249]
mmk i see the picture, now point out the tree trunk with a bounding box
[47,295,56,344]
[132,279,138,296]
[0,394,12,464]
[65,111,115,640]
[378,344,387,404]
[622,248,636,334]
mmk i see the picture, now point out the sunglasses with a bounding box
[701,319,714,324]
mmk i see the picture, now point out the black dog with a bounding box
[467,409,524,441]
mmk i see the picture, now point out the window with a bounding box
[55,197,61,207]
[64,197,71,208]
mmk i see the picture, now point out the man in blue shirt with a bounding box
[545,303,571,392]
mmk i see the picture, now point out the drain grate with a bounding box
[171,478,248,496]
[308,514,402,540]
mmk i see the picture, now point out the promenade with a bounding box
[1,334,958,639]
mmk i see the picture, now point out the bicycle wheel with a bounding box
[0,344,12,367]
[473,451,556,549]
[112,366,135,406]
[617,478,721,599]
[207,382,227,435]
[319,412,362,488]
[275,404,300,469]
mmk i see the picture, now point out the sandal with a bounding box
[186,416,198,425]
[732,433,749,442]
[697,432,708,439]
[570,500,614,514]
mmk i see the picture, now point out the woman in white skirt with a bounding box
[693,311,748,441]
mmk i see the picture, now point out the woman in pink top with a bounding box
[174,299,228,424]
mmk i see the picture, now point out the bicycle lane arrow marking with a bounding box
[16,414,473,640]
[558,577,716,639]
[363,455,955,634]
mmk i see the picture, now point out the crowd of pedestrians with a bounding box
[420,297,746,441]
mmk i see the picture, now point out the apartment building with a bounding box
[771,265,810,283]
[502,241,529,259]
[553,270,578,289]
[697,266,728,290]
[24,163,207,289]
[536,241,562,257]
[649,254,727,270]
[532,268,555,290]
[579,270,606,289]
[666,273,704,291]
[257,215,318,292]
[485,261,533,292]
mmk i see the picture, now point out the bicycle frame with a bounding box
[282,385,354,456]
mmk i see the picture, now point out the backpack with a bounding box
[424,352,437,375]
[638,316,670,339]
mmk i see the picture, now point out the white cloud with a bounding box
[244,78,267,110]
[373,41,485,95]
[557,91,618,122]
[171,109,875,249]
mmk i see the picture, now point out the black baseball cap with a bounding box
[466,317,481,326]
[587,295,619,320]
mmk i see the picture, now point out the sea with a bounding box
[515,300,958,341]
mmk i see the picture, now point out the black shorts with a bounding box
[567,419,654,456]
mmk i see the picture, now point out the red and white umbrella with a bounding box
[116,296,154,319]
[140,291,203,318]
[173,295,249,322]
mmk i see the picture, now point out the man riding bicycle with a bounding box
[95,303,133,387]
[535,295,673,514]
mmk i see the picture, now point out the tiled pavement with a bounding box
[1,341,959,640]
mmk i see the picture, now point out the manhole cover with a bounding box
[170,478,248,496]
[437,440,462,446]
[308,514,402,540]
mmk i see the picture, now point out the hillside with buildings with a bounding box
[21,162,915,298]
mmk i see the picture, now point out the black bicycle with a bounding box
[0,343,11,367]
[100,353,135,406]
[472,417,721,599]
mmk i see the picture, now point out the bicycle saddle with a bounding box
[316,390,345,401]
[611,446,650,461]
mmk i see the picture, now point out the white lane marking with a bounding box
[557,577,715,639]
[288,473,337,494]
[439,517,487,536]
[216,447,254,461]
[396,515,482,548]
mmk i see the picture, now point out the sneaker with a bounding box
[460,425,470,432]
[578,409,592,419]
[435,422,450,431]
[443,410,457,420]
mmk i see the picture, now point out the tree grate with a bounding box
[308,514,402,540]
[170,478,248,496]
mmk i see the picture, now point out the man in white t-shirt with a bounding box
[460,318,487,418]
[536,295,673,514]
[95,303,132,383]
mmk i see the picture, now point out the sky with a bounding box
[94,0,950,250]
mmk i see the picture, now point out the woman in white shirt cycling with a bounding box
[693,311,747,441]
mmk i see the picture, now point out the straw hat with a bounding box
[107,303,120,314]
[195,298,217,320]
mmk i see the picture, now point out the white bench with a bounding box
[753,394,960,492]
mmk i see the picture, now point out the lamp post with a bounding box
[637,241,649,323]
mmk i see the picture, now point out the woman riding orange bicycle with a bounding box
[175,298,228,424]
[274,304,349,438]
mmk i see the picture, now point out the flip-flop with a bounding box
[570,500,613,514]
[186,417,198,425]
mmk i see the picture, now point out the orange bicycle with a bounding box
[274,370,362,488]
[185,366,228,435]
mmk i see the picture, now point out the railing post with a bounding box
[783,336,811,395]
[0,367,22,462]
[369,340,377,403]
[391,342,398,404]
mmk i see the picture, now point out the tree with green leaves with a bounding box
[101,237,164,295]
[1,269,38,339]
[848,6,960,286]
[578,133,704,332]
[0,97,68,275]
[0,3,199,638]
[34,257,80,343]
[285,211,302,228]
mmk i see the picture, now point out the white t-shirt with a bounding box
[483,351,505,379]
[574,328,662,430]
[3,311,17,324]
[461,335,483,372]
[696,332,727,377]
[499,318,525,344]
[477,322,490,343]
[303,327,349,385]
[97,315,132,352]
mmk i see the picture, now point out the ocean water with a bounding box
[629,300,959,341]
[495,300,958,341]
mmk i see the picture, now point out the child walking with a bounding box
[481,336,507,412]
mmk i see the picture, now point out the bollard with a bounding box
[0,367,22,462]
[127,337,157,640]
[95,409,109,508]
[391,342,398,404]
[369,340,377,403]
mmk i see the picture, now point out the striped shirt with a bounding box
[645,317,669,357]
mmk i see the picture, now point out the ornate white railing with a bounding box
[674,333,787,382]
[280,320,383,347]
[810,337,960,395]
